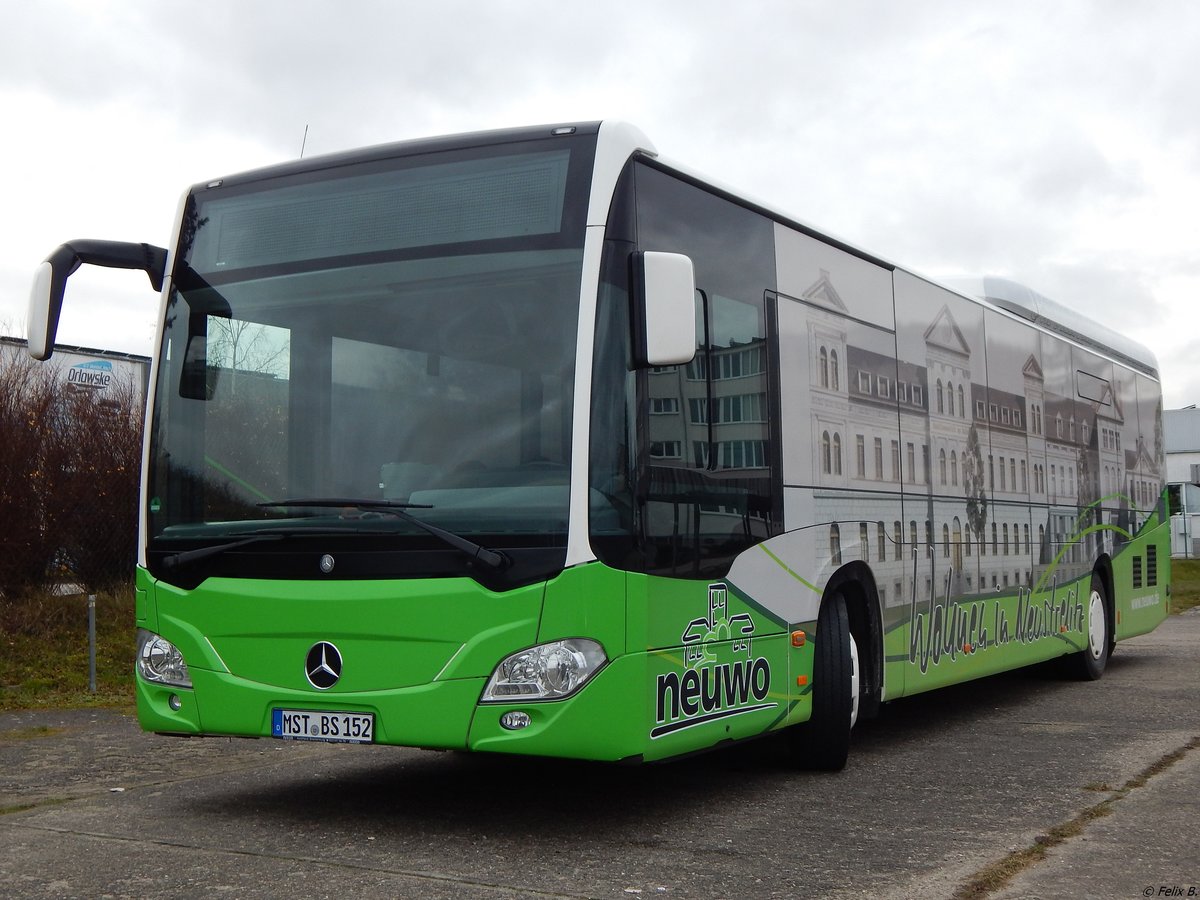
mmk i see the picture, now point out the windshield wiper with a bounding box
[160,533,286,571]
[257,498,509,571]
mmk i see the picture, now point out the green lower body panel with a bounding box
[468,636,799,763]
[138,648,795,763]
[135,564,803,762]
[469,654,647,761]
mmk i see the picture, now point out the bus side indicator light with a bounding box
[796,675,808,687]
[791,631,806,647]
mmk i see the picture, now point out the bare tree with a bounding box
[207,317,289,394]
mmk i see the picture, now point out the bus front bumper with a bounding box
[136,653,651,762]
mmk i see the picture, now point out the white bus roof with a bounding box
[943,276,1159,378]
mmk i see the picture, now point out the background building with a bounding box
[1165,406,1200,558]
[0,335,150,406]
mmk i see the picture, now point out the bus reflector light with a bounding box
[791,631,806,647]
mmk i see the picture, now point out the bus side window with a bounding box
[632,163,779,577]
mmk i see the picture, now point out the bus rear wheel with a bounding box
[1067,573,1110,681]
[791,592,858,771]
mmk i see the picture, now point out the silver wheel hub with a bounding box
[1087,589,1106,660]
[849,632,861,729]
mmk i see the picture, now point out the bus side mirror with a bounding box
[26,240,167,360]
[633,251,697,368]
[27,258,65,361]
[180,312,222,400]
[180,330,214,400]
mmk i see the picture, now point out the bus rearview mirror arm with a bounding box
[27,239,168,360]
[632,251,698,368]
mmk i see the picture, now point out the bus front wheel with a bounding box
[791,592,858,771]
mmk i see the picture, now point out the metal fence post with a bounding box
[88,593,96,692]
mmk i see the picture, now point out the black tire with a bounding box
[1068,573,1110,681]
[792,592,856,771]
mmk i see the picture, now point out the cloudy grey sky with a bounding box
[3,0,1198,406]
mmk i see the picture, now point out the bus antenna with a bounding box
[300,124,309,159]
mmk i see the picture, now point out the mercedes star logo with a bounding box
[305,641,342,690]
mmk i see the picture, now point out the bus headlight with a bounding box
[481,639,606,702]
[136,629,192,688]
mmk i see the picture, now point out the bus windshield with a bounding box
[146,137,594,580]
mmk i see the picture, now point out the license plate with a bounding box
[272,708,374,743]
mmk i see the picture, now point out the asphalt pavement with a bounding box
[2,611,1198,899]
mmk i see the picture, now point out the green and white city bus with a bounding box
[28,122,1170,769]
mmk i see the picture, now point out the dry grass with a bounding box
[0,585,136,711]
[1171,558,1200,614]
